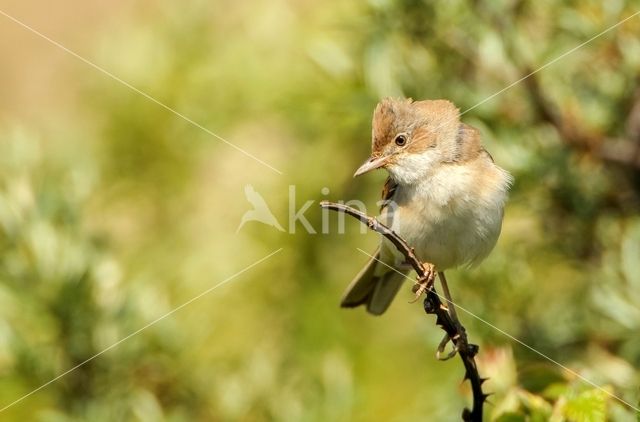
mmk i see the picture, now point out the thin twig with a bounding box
[320,201,487,421]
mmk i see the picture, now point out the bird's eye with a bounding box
[394,134,407,146]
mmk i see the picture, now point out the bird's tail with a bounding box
[341,250,406,315]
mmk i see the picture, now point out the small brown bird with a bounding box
[342,98,512,315]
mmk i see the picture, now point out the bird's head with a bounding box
[353,98,462,184]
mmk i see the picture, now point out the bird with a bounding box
[236,184,285,233]
[342,98,512,315]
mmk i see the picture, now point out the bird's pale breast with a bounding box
[381,156,511,270]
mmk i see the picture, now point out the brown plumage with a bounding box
[343,97,512,315]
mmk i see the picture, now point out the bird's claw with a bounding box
[409,263,436,303]
[436,333,459,360]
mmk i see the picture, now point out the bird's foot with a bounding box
[409,263,436,303]
[436,333,459,361]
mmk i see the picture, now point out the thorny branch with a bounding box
[320,201,488,422]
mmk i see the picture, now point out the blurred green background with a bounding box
[1,0,640,420]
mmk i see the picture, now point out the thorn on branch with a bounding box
[468,344,480,358]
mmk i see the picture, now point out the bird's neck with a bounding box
[387,150,440,186]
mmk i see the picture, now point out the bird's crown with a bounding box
[371,98,461,155]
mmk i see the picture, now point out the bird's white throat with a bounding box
[386,150,440,185]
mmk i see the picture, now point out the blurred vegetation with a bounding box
[1,0,640,420]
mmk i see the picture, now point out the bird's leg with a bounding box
[435,271,462,359]
[438,271,460,324]
[409,262,436,303]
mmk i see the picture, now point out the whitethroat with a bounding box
[342,98,512,316]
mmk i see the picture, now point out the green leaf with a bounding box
[563,388,608,422]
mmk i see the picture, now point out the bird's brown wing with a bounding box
[380,176,398,212]
[342,176,404,315]
[341,246,407,315]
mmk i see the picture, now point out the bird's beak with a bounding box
[353,155,387,177]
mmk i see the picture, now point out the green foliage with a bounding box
[562,388,608,422]
[1,0,640,420]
